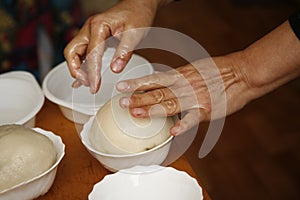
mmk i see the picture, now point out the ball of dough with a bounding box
[90,94,174,154]
[0,125,56,192]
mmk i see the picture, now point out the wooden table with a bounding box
[35,100,211,199]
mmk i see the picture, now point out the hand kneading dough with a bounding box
[90,94,174,154]
[0,125,56,192]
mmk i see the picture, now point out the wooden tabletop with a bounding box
[35,100,211,199]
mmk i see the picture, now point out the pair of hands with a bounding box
[64,0,300,136]
[64,0,222,136]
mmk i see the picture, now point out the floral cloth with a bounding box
[0,0,83,81]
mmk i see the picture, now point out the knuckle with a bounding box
[88,15,103,26]
[129,93,143,107]
[129,81,140,92]
[63,48,69,58]
[163,99,178,115]
[116,47,131,60]
[151,89,164,103]
[69,70,77,78]
[147,73,162,84]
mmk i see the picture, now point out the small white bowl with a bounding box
[42,48,154,124]
[80,116,174,172]
[88,165,203,200]
[0,127,65,200]
[0,71,44,128]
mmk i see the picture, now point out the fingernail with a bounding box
[72,80,82,88]
[111,58,125,72]
[132,108,146,117]
[90,85,97,94]
[116,81,130,91]
[75,72,89,86]
[170,125,182,136]
[89,77,101,94]
[119,97,131,108]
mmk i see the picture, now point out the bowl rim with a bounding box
[0,127,65,194]
[81,116,174,158]
[42,61,98,115]
[0,71,45,125]
[88,165,203,200]
[42,61,73,110]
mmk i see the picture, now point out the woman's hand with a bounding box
[116,20,300,136]
[64,0,172,93]
[116,53,254,136]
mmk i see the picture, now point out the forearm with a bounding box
[207,20,300,116]
[241,21,300,93]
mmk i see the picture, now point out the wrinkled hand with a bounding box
[116,53,254,136]
[64,0,164,93]
[118,20,300,136]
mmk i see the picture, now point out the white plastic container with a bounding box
[42,48,154,124]
[0,71,44,128]
[0,128,65,200]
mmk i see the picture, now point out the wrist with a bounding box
[222,51,275,104]
[241,21,300,88]
[214,53,255,114]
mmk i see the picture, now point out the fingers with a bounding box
[129,98,180,117]
[170,109,205,136]
[110,28,146,73]
[84,20,112,93]
[116,70,178,92]
[64,16,113,93]
[71,66,90,87]
[119,84,207,108]
[72,80,83,88]
[115,65,212,135]
[117,65,210,118]
[150,98,181,116]
[128,95,207,118]
[119,87,174,108]
[65,16,147,93]
[85,50,103,93]
[64,26,90,86]
[110,46,133,74]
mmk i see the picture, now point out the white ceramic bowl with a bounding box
[89,165,203,200]
[80,116,174,172]
[0,127,65,200]
[42,48,154,124]
[0,71,44,128]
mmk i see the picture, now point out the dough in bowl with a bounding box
[0,124,56,192]
[89,94,174,154]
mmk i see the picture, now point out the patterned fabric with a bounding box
[0,0,83,81]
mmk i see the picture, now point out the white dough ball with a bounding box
[90,94,174,154]
[0,125,56,192]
